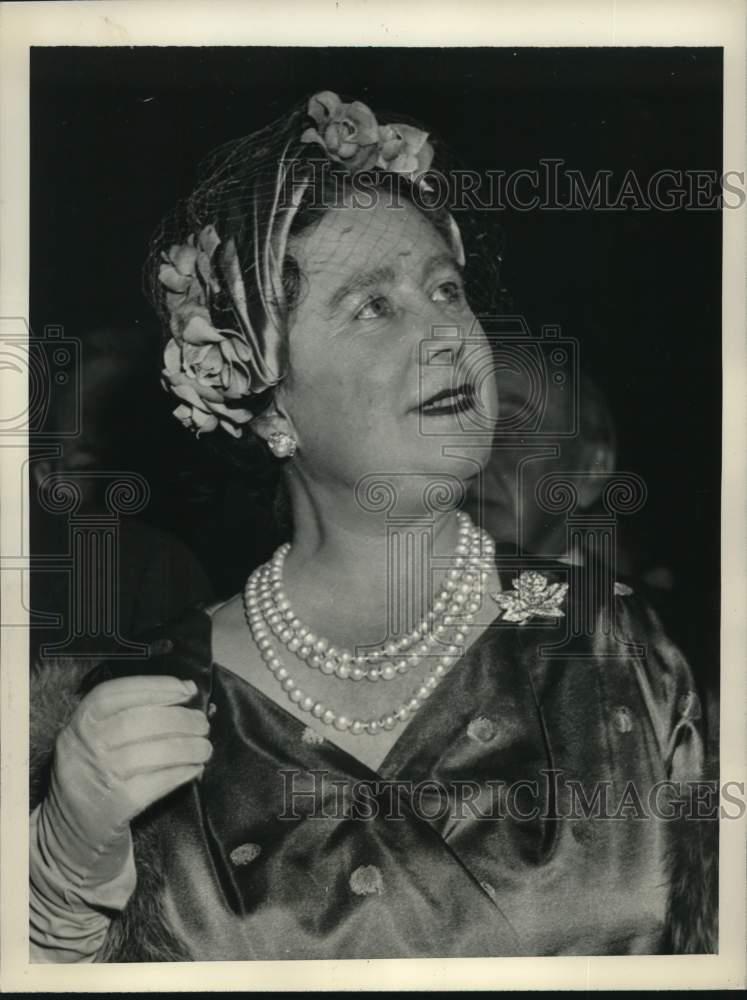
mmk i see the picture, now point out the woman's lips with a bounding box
[417,383,476,416]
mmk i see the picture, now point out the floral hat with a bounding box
[155,90,466,439]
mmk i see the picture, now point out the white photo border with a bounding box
[1,0,744,991]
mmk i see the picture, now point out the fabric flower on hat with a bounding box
[491,571,569,625]
[301,91,380,171]
[162,337,254,438]
[159,226,222,340]
[376,122,434,178]
[300,90,434,182]
[159,224,221,323]
[158,224,255,438]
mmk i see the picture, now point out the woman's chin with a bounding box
[412,450,493,493]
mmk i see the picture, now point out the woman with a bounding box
[29,90,716,962]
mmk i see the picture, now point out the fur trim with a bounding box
[662,698,719,954]
[98,805,193,963]
[30,658,95,810]
[664,798,719,953]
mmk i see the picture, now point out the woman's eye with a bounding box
[432,280,464,304]
[355,296,391,320]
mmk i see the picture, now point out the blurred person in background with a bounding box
[30,326,214,666]
[465,369,618,567]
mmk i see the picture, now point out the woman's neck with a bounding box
[278,471,471,649]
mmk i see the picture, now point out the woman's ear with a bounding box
[249,396,296,448]
[590,442,616,476]
[577,441,616,509]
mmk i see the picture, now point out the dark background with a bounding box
[29,47,722,687]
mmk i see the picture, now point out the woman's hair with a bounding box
[144,92,507,526]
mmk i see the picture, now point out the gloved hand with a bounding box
[30,674,212,961]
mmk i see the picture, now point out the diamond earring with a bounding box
[267,431,297,459]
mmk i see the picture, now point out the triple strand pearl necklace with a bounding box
[242,511,496,736]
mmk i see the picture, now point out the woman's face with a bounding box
[274,197,498,494]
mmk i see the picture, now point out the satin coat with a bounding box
[81,561,707,960]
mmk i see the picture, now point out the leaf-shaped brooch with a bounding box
[491,570,569,625]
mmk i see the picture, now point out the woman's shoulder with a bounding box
[494,553,691,660]
[489,555,704,771]
[491,552,651,639]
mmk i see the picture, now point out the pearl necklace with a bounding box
[254,512,493,682]
[242,512,496,736]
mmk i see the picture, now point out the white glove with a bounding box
[30,674,212,962]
